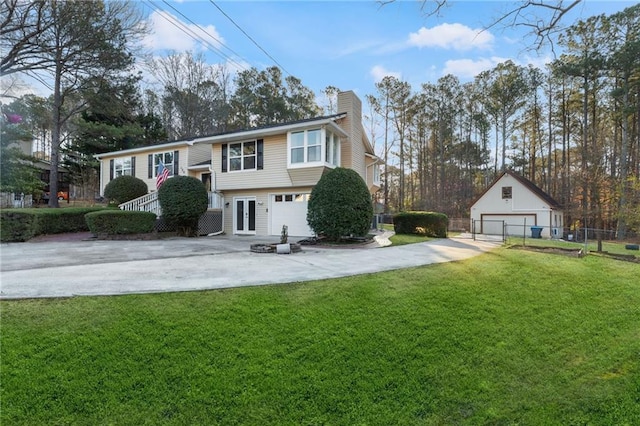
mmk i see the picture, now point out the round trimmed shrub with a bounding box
[103,175,148,205]
[307,167,373,241]
[157,175,208,237]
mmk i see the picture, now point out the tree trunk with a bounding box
[48,56,63,208]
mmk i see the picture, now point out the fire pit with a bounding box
[250,243,302,254]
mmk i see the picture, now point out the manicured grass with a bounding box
[389,232,434,246]
[2,249,639,425]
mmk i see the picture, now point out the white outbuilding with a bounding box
[470,170,564,238]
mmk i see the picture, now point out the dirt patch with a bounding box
[297,235,375,249]
[27,232,95,243]
[511,244,639,263]
[590,251,640,263]
[510,244,584,258]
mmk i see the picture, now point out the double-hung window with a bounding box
[229,141,256,171]
[153,152,174,177]
[290,129,321,164]
[112,157,134,178]
[221,140,263,173]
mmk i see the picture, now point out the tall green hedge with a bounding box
[393,211,448,238]
[85,210,156,236]
[0,207,105,242]
[307,167,373,240]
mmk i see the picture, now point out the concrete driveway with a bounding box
[0,234,500,299]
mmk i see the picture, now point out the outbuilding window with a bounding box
[502,186,512,199]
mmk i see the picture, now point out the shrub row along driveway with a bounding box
[0,235,500,299]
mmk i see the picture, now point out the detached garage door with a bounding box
[481,214,536,237]
[270,193,313,237]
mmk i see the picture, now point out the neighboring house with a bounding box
[470,170,564,238]
[96,91,381,237]
[0,139,71,208]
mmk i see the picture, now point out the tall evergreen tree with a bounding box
[1,0,145,207]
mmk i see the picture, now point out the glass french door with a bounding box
[234,197,256,234]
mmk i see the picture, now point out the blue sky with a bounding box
[139,0,634,102]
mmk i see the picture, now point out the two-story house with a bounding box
[96,91,380,237]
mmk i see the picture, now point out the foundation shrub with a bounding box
[104,176,148,205]
[307,167,373,241]
[85,210,156,235]
[157,176,208,237]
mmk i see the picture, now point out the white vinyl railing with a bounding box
[207,191,224,209]
[119,191,224,217]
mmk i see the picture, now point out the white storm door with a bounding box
[234,197,256,234]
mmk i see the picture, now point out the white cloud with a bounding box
[408,23,494,51]
[143,10,224,52]
[442,56,509,79]
[522,54,553,71]
[370,65,402,83]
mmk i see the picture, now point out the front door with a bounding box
[234,197,256,234]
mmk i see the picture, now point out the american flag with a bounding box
[156,161,170,189]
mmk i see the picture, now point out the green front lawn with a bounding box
[389,232,434,246]
[2,249,639,425]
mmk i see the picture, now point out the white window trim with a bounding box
[153,151,175,178]
[325,130,341,167]
[113,157,133,177]
[227,140,257,173]
[373,164,381,186]
[287,127,341,169]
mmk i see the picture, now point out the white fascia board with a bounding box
[94,140,194,159]
[192,115,348,145]
[365,152,381,162]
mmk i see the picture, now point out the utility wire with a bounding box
[160,0,247,64]
[208,1,292,76]
[142,0,247,71]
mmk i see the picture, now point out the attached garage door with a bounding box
[270,193,313,237]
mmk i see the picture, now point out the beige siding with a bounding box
[337,91,367,180]
[287,166,326,186]
[337,92,354,171]
[365,156,380,194]
[187,143,211,166]
[221,189,270,236]
[213,135,294,191]
[221,186,313,235]
[99,146,190,195]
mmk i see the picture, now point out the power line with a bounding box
[141,0,247,71]
[159,0,247,64]
[208,1,292,76]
